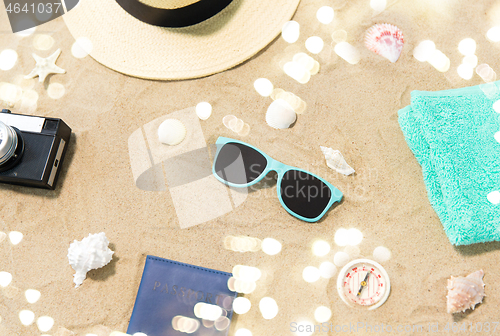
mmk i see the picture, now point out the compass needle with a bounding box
[357,271,370,297]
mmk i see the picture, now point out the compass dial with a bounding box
[337,259,390,310]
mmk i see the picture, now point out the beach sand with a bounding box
[1,0,500,335]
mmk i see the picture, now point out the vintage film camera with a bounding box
[0,109,71,189]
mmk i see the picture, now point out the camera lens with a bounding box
[0,120,19,165]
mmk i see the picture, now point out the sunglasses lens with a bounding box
[214,142,267,185]
[280,170,332,219]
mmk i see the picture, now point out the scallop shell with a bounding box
[446,270,485,314]
[266,99,297,129]
[68,232,114,288]
[158,118,186,146]
[365,23,404,63]
[320,146,355,175]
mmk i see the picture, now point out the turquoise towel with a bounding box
[398,82,500,245]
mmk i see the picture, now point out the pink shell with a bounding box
[446,270,486,314]
[365,23,404,63]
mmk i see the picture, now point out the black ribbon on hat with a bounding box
[115,0,234,28]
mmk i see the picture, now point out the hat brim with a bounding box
[63,0,300,80]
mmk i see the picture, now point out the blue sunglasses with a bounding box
[212,137,343,222]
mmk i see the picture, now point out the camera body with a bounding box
[0,109,71,190]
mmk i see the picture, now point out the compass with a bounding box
[337,259,390,310]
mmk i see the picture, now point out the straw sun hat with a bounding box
[63,0,301,80]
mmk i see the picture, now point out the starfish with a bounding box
[25,49,66,83]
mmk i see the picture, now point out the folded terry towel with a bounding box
[398,82,500,245]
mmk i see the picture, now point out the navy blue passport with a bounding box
[127,255,236,336]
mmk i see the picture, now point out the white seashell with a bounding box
[158,119,186,146]
[446,270,486,314]
[68,232,114,288]
[266,99,297,129]
[365,23,404,63]
[320,146,355,175]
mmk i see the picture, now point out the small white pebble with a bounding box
[196,102,212,120]
[157,119,186,146]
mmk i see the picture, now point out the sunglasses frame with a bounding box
[212,137,343,222]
